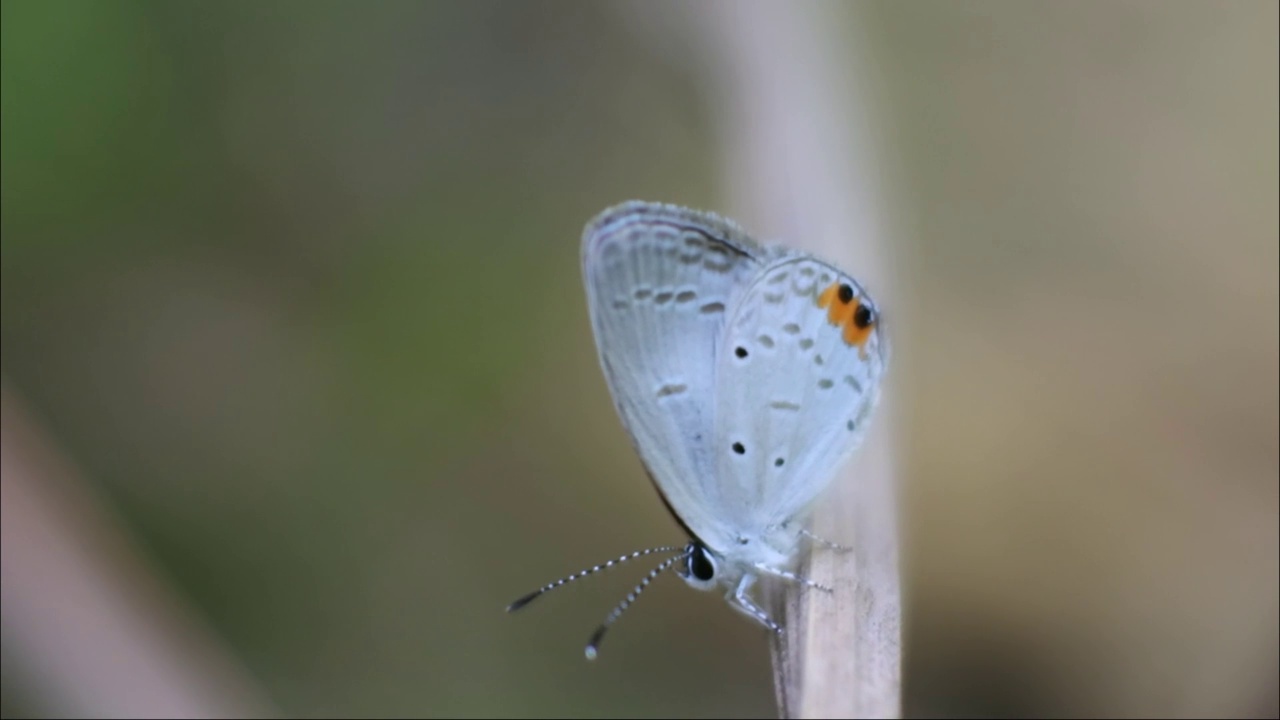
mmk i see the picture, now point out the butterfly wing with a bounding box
[712,253,889,540]
[581,201,774,547]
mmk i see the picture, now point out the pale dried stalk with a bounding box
[685,2,903,718]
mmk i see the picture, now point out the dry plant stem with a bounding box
[687,2,904,718]
[0,381,273,718]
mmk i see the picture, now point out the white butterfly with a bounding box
[509,201,888,659]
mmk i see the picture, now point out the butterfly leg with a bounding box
[727,574,783,635]
[773,520,853,553]
[751,563,834,593]
[798,527,853,553]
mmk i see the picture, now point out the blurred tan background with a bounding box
[2,2,1276,718]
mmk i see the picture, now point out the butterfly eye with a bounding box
[675,543,719,592]
[688,546,717,582]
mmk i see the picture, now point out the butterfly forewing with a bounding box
[581,202,774,546]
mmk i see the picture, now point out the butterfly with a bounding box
[508,201,888,659]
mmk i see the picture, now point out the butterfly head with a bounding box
[674,540,721,592]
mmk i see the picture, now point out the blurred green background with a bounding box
[2,1,1276,718]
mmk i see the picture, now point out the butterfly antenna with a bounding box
[584,549,690,661]
[506,545,685,613]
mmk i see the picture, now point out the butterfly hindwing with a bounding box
[712,253,888,535]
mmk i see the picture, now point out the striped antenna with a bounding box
[584,549,690,660]
[506,545,686,613]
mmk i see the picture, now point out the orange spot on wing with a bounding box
[817,283,851,325]
[817,282,875,358]
[817,283,838,310]
[843,321,873,357]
